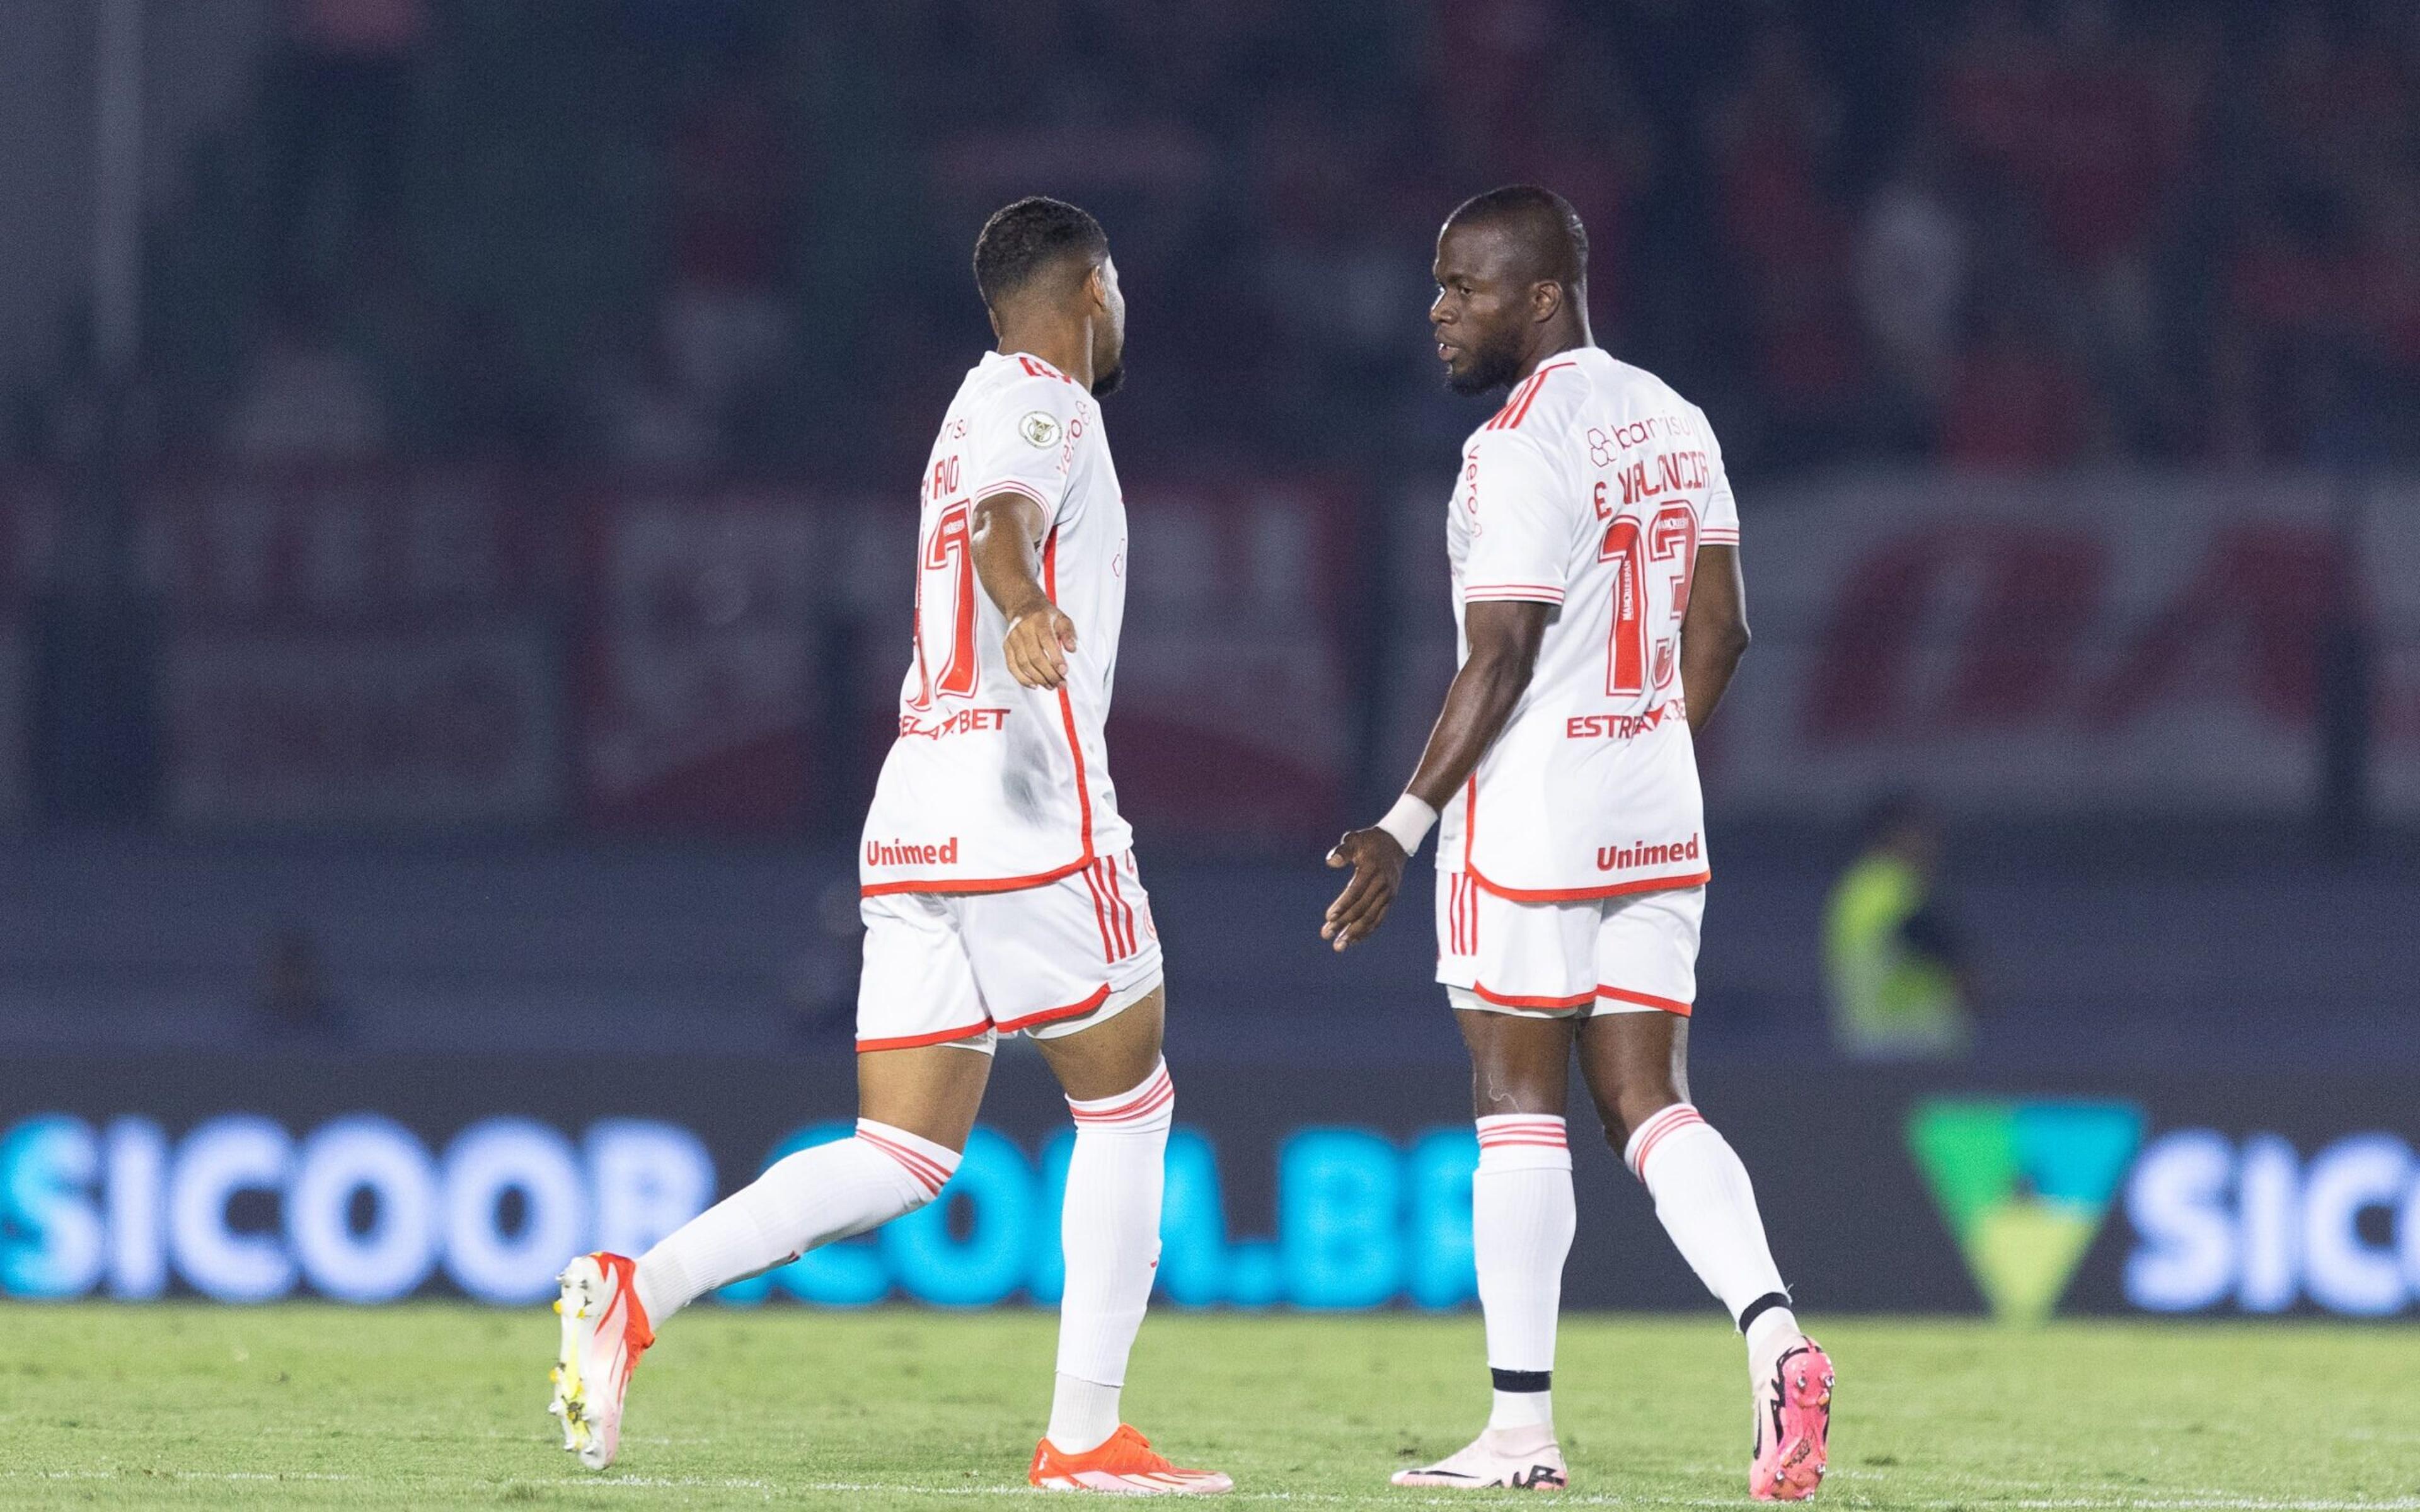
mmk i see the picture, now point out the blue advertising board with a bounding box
[3,1057,2416,1319]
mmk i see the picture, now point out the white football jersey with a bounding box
[860,351,1132,894]
[1436,346,1740,900]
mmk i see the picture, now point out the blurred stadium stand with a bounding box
[0,0,2415,1067]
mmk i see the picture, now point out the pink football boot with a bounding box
[1751,1336,1834,1501]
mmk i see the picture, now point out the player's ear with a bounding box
[1084,263,1109,314]
[1531,280,1564,324]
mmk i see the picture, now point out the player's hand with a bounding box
[1003,601,1079,689]
[1322,827,1407,953]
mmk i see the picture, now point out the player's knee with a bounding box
[1066,1058,1175,1135]
[1466,1061,1565,1119]
[1598,1083,1685,1149]
[851,1121,962,1210]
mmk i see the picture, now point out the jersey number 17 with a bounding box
[911,501,977,708]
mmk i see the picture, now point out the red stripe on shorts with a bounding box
[1081,861,1119,963]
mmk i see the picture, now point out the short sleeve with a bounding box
[1460,432,1577,605]
[1697,406,1739,546]
[970,369,1087,522]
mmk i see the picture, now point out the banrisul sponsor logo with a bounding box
[1908,1099,2145,1322]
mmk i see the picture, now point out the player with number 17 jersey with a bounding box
[863,349,1132,900]
[550,200,1225,1498]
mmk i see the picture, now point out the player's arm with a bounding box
[970,491,1078,690]
[1678,542,1749,734]
[1322,600,1550,951]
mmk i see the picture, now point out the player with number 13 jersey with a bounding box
[1438,337,1738,924]
[1323,186,1830,1501]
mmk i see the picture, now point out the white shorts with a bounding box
[857,850,1163,1055]
[1436,869,1702,1019]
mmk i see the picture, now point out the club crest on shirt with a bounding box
[1019,410,1062,447]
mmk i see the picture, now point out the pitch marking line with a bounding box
[9,1472,2418,1509]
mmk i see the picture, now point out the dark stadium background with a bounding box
[0,0,2414,1320]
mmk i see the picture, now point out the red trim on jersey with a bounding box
[1016,353,1078,385]
[863,526,1100,898]
[971,478,1055,513]
[1459,776,1710,903]
[1470,981,1597,1011]
[1463,583,1567,603]
[1484,372,1545,431]
[1470,864,1711,904]
[1598,984,1695,1017]
[856,1018,993,1053]
[993,982,1112,1036]
[1482,360,1577,431]
[1046,527,1098,852]
[861,854,1095,898]
[1504,367,1557,428]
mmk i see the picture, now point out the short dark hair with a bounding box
[1446,185,1589,291]
[972,196,1108,307]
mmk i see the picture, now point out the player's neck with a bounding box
[1514,319,1594,383]
[993,322,1094,390]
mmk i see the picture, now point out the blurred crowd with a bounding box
[28,0,2420,486]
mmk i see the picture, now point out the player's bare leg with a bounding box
[1578,1013,1833,1500]
[1395,1009,1574,1491]
[1021,988,1230,1494]
[550,1046,988,1470]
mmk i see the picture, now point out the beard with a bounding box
[1090,362,1124,398]
[1445,327,1525,395]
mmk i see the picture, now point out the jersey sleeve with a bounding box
[969,369,1087,522]
[1459,430,1577,605]
[1697,406,1739,546]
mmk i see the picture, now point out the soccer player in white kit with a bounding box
[1324,186,1834,1499]
[548,197,1230,1496]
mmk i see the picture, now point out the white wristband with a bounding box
[1375,794,1439,856]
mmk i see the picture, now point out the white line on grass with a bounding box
[9,1469,2417,1510]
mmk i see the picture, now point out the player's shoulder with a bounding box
[1465,347,1701,447]
[1582,355,1729,463]
[1577,349,1705,421]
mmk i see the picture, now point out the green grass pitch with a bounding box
[0,1305,2413,1509]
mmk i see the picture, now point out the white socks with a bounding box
[626,1060,1177,1459]
[1046,1060,1175,1453]
[1473,1115,1575,1435]
[633,1119,958,1326]
[1624,1102,1798,1378]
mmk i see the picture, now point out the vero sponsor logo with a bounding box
[1907,1098,2145,1323]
